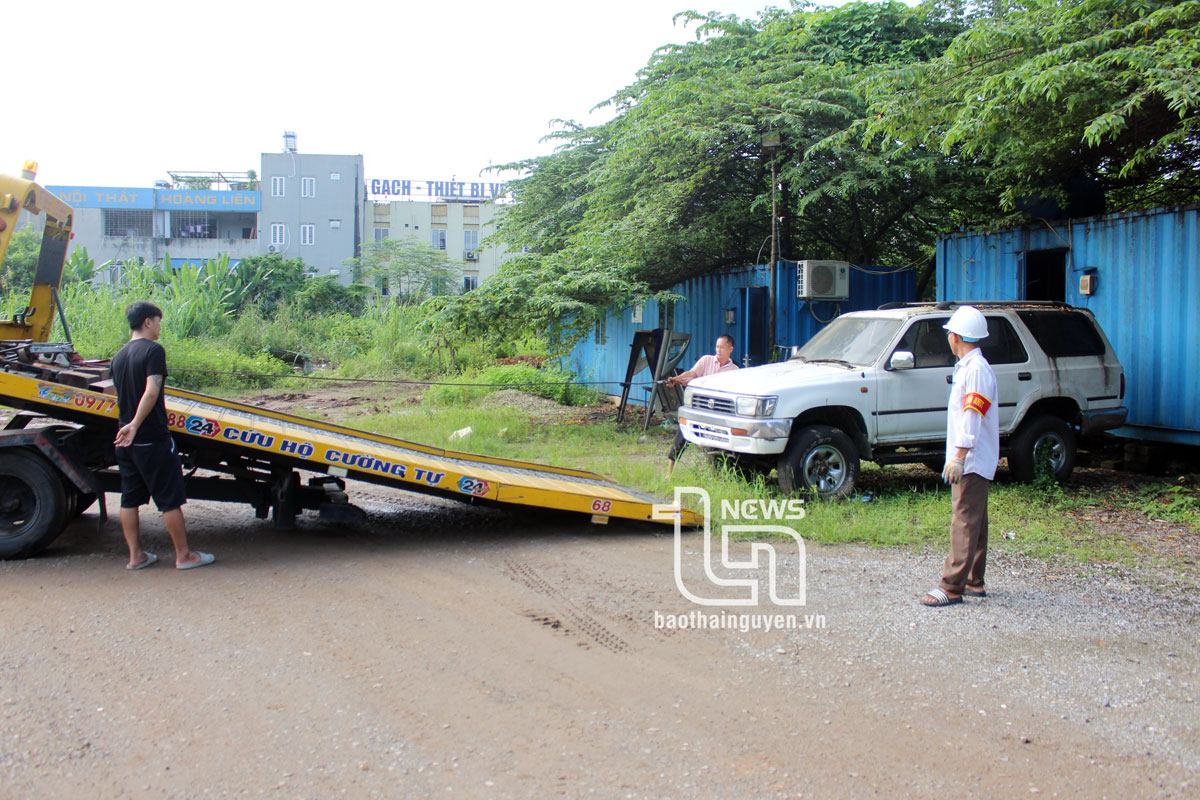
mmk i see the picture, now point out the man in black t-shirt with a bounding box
[112,301,215,571]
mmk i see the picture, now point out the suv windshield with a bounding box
[793,316,902,367]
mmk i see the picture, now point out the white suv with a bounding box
[679,302,1127,498]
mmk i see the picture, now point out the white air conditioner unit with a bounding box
[267,245,277,253]
[464,250,478,261]
[796,260,850,300]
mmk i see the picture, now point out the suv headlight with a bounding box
[683,387,694,407]
[735,396,777,417]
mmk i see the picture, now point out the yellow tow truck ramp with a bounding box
[0,164,699,559]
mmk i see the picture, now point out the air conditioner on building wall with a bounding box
[796,260,850,300]
[464,250,478,261]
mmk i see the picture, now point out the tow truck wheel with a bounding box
[0,451,70,559]
[777,425,859,499]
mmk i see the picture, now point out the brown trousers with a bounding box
[939,472,989,596]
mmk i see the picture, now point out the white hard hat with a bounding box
[943,305,989,342]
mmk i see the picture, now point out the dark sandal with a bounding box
[964,587,986,598]
[920,588,963,607]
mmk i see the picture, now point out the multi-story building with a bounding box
[258,142,365,279]
[369,198,509,292]
[37,136,515,291]
[42,183,261,276]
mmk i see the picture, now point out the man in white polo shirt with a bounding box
[922,306,999,608]
[665,334,739,477]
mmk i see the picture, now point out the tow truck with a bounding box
[0,164,699,558]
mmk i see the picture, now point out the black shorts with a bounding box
[116,437,187,512]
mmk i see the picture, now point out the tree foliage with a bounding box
[869,0,1200,210]
[0,228,39,294]
[448,1,979,347]
[347,238,461,302]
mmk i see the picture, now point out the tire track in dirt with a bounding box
[504,559,630,653]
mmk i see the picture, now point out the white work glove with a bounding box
[942,457,965,485]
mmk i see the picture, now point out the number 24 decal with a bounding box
[458,477,490,496]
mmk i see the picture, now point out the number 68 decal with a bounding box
[590,498,612,513]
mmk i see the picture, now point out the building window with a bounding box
[300,224,315,246]
[301,177,316,197]
[271,176,285,197]
[330,172,341,181]
[375,227,389,242]
[171,211,215,239]
[463,229,479,251]
[329,219,341,229]
[431,229,446,250]
[463,276,478,292]
[270,223,287,246]
[102,209,153,237]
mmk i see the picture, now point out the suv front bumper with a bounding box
[677,407,792,455]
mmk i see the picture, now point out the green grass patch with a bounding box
[351,396,1140,566]
[424,364,600,407]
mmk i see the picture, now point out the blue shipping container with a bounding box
[569,260,915,406]
[936,204,1200,445]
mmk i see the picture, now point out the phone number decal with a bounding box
[36,383,117,416]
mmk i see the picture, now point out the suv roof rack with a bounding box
[876,300,1079,311]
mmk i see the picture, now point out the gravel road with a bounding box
[1,487,1196,799]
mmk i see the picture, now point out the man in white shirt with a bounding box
[665,335,739,476]
[922,306,999,608]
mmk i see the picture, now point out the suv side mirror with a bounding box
[889,351,915,370]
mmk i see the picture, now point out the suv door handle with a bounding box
[946,375,953,385]
[1018,372,1032,381]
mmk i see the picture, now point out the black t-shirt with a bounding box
[111,338,171,443]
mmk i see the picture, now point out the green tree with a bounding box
[348,237,461,302]
[458,1,975,345]
[236,254,309,315]
[868,0,1200,212]
[0,228,40,294]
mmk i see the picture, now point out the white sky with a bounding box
[6,0,809,190]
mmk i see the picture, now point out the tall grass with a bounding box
[19,263,580,394]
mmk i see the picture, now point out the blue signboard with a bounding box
[156,189,260,210]
[47,186,154,209]
[46,186,260,211]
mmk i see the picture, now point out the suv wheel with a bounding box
[1009,415,1076,483]
[778,425,859,499]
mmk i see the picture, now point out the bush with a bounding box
[162,337,293,390]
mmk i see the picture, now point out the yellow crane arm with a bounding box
[0,162,74,342]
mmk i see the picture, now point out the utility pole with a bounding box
[762,132,782,358]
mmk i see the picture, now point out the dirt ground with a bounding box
[1,388,1197,798]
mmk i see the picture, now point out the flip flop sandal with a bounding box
[920,587,963,607]
[127,552,158,570]
[177,552,216,570]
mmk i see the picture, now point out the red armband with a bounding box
[963,391,992,416]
